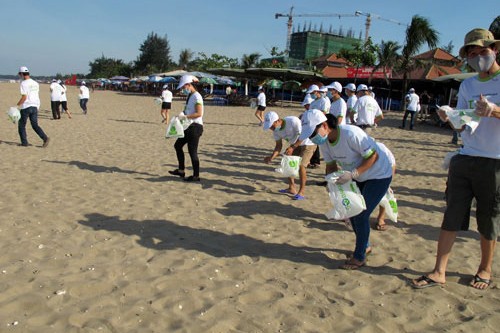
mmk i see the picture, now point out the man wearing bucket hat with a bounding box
[308,84,329,113]
[168,75,204,182]
[160,84,173,124]
[326,81,347,125]
[344,83,357,125]
[412,28,500,290]
[16,66,50,147]
[263,111,317,200]
[301,109,393,269]
[351,84,383,133]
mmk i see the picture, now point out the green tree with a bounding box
[489,15,500,63]
[440,41,454,54]
[88,55,133,78]
[338,37,378,82]
[178,49,194,70]
[134,32,172,74]
[372,40,401,85]
[190,52,239,71]
[241,53,261,69]
[399,15,439,105]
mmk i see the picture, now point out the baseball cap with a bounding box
[306,84,320,94]
[81,81,86,85]
[356,84,369,92]
[319,86,328,93]
[263,111,279,130]
[459,28,500,58]
[344,83,356,91]
[162,84,168,89]
[258,86,264,91]
[326,81,343,93]
[18,66,29,74]
[177,75,199,90]
[300,109,328,140]
[409,88,415,93]
[51,79,57,82]
[301,95,314,106]
[368,86,373,91]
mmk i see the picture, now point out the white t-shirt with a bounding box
[59,84,67,102]
[353,95,382,126]
[319,125,393,182]
[456,74,500,159]
[346,95,358,124]
[406,93,419,111]
[161,89,172,103]
[257,92,266,107]
[50,82,62,101]
[310,96,329,113]
[20,78,40,109]
[80,86,90,99]
[329,98,347,125]
[322,95,331,113]
[273,116,314,146]
[184,91,204,125]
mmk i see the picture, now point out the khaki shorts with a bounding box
[293,144,317,167]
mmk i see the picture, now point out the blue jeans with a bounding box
[80,98,88,113]
[18,106,48,145]
[351,177,392,261]
[401,110,416,129]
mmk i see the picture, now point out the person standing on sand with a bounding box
[16,66,50,148]
[160,84,173,124]
[255,86,266,125]
[263,111,316,201]
[168,75,204,182]
[58,80,71,119]
[79,81,90,114]
[344,83,358,125]
[49,79,62,119]
[412,28,500,290]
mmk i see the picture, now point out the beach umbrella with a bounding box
[110,75,129,81]
[216,77,235,85]
[266,79,283,89]
[148,75,163,82]
[160,76,177,83]
[199,77,218,85]
[283,80,301,89]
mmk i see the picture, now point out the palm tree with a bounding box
[241,53,261,69]
[490,15,500,63]
[178,49,194,70]
[399,15,439,106]
[372,40,401,85]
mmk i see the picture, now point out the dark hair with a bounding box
[325,113,338,128]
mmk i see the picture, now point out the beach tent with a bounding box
[160,76,177,83]
[110,76,129,81]
[148,75,163,82]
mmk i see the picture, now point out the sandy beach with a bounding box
[0,82,498,332]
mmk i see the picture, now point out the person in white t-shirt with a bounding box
[319,86,331,113]
[400,88,419,130]
[352,84,383,133]
[79,81,90,114]
[263,111,317,200]
[168,75,204,182]
[412,28,500,290]
[160,84,173,124]
[255,86,266,125]
[58,80,71,119]
[16,66,49,147]
[344,83,358,124]
[49,79,62,119]
[326,81,347,125]
[301,110,393,270]
[307,85,329,113]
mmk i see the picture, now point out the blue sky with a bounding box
[1,0,498,76]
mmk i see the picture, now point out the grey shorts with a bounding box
[442,154,500,240]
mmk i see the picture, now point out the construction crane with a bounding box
[275,6,356,54]
[355,11,407,43]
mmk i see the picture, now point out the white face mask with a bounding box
[468,53,496,73]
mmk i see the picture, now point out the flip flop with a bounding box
[292,194,305,200]
[340,259,365,270]
[411,275,444,289]
[470,274,491,290]
[278,189,294,194]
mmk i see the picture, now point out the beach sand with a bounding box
[0,82,498,332]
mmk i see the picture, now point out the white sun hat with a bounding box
[356,84,369,92]
[263,111,279,130]
[306,84,320,94]
[326,81,343,93]
[18,66,29,73]
[301,95,314,106]
[177,75,199,90]
[344,83,356,91]
[300,109,328,140]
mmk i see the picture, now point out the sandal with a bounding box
[411,275,444,289]
[340,258,365,270]
[470,274,491,290]
[168,169,185,178]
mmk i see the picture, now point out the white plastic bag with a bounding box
[250,99,257,108]
[325,172,366,220]
[440,105,480,133]
[154,97,162,105]
[165,117,184,139]
[442,150,459,170]
[7,107,20,123]
[178,113,193,130]
[378,187,398,223]
[275,155,301,178]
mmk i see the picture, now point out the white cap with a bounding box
[368,86,373,91]
[19,66,29,73]
[263,111,279,130]
[177,75,198,90]
[306,84,319,94]
[81,81,86,85]
[326,81,343,93]
[344,83,356,92]
[356,84,369,92]
[258,86,264,91]
[57,79,62,84]
[319,86,328,92]
[300,109,327,140]
[409,88,415,93]
[301,95,314,106]
[162,84,168,89]
[51,79,57,82]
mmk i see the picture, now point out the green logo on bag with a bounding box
[338,185,351,208]
[288,160,298,168]
[169,127,177,135]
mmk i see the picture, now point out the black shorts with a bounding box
[161,102,171,109]
[257,105,266,111]
[60,101,68,110]
[442,154,500,240]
